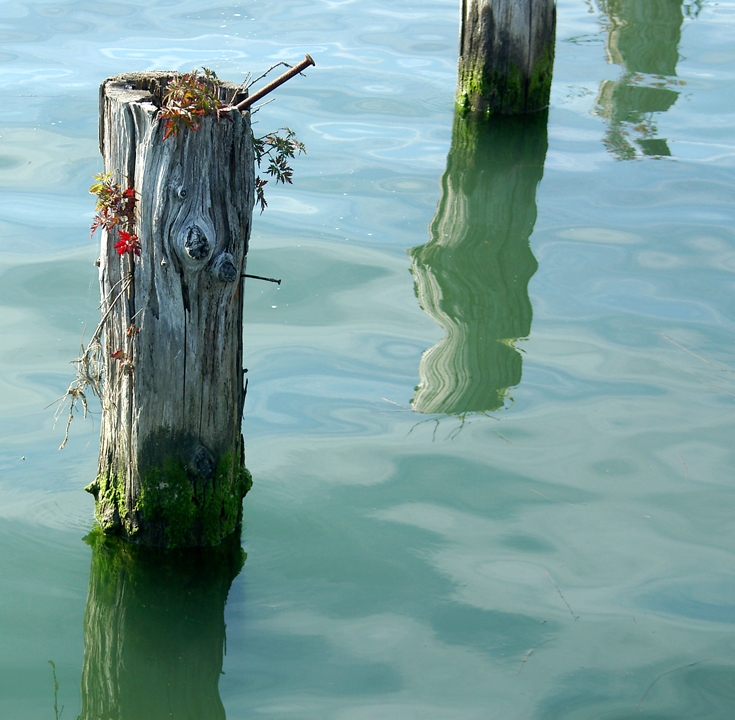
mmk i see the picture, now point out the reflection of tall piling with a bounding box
[595,0,685,159]
[80,531,245,720]
[409,110,547,414]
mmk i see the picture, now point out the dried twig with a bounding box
[636,660,709,710]
[242,273,281,285]
[245,62,290,91]
[250,97,276,114]
[545,570,579,620]
[227,71,252,106]
[662,334,733,374]
[677,451,689,481]
[516,637,557,676]
[49,274,133,449]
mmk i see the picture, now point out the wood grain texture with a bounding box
[88,72,253,546]
[457,0,556,114]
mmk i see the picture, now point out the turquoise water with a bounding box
[2,0,735,717]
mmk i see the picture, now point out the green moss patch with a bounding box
[89,443,252,547]
[457,44,554,115]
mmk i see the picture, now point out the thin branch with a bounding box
[223,65,288,111]
[516,637,557,676]
[51,274,132,449]
[245,62,291,91]
[250,97,276,114]
[636,660,709,710]
[545,570,579,620]
[228,72,252,105]
[662,334,734,374]
[98,271,131,311]
[233,55,315,111]
[92,275,133,345]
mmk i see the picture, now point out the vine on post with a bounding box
[157,67,306,212]
[52,61,312,452]
[89,173,137,239]
[158,68,229,140]
[253,128,305,212]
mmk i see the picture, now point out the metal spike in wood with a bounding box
[457,0,556,114]
[86,71,253,547]
[234,54,315,111]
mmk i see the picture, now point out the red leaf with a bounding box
[114,231,141,257]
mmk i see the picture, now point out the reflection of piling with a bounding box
[601,0,682,75]
[80,529,245,720]
[594,0,684,159]
[409,110,547,414]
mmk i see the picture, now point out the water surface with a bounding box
[2,0,735,717]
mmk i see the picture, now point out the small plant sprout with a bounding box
[157,67,306,212]
[253,128,306,212]
[159,68,229,140]
[90,173,136,238]
[114,231,141,257]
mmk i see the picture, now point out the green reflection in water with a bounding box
[408,110,546,415]
[79,529,245,720]
[594,0,697,159]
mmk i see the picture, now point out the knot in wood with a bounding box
[184,225,210,261]
[190,445,215,479]
[214,252,238,283]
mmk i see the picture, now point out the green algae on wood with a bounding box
[457,0,556,115]
[87,439,251,547]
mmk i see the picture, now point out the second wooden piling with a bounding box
[457,0,556,114]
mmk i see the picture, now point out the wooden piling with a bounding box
[457,0,556,114]
[85,72,253,547]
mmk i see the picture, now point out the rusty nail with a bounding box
[234,54,315,111]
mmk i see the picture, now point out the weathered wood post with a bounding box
[80,531,244,718]
[85,72,253,546]
[457,0,556,114]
